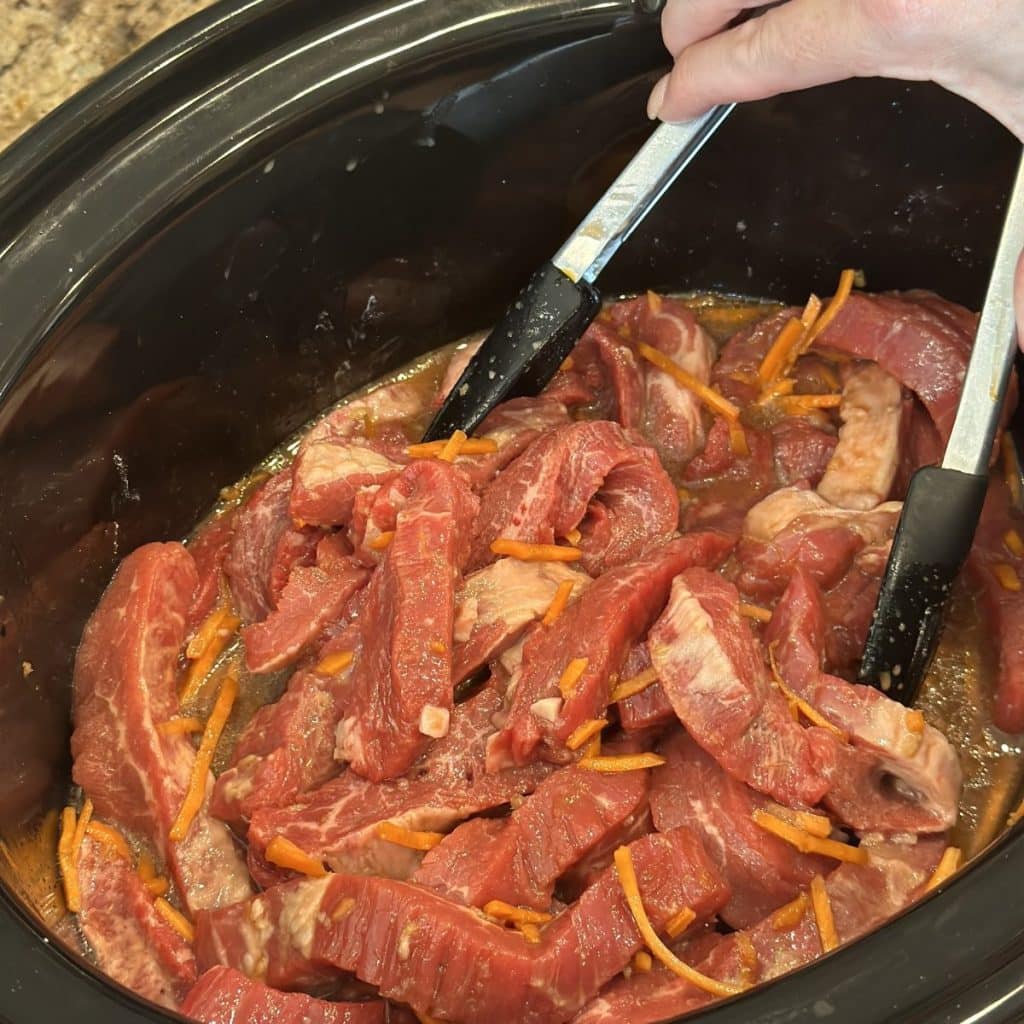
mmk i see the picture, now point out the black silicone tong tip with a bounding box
[423,263,600,442]
[858,467,988,703]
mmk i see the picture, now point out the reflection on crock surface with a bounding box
[5,282,1019,1024]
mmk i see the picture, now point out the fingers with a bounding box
[650,0,912,122]
[660,0,769,58]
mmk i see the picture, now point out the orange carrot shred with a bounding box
[145,876,170,898]
[483,900,553,925]
[1004,529,1024,557]
[614,846,743,998]
[180,603,240,704]
[557,657,589,699]
[438,430,468,463]
[406,438,498,459]
[154,898,194,943]
[924,846,962,892]
[636,342,740,421]
[265,835,327,878]
[738,602,772,623]
[316,649,354,676]
[578,753,665,773]
[58,806,80,912]
[993,563,1022,592]
[752,810,867,863]
[491,539,582,562]
[377,822,445,851]
[541,579,576,626]
[170,670,238,842]
[610,668,659,703]
[771,892,810,931]
[157,717,204,736]
[810,875,839,952]
[664,906,696,939]
[85,821,132,860]
[369,531,395,551]
[565,718,607,752]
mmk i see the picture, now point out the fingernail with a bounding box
[647,75,668,120]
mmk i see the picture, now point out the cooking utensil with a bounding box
[422,107,734,441]
[858,150,1024,704]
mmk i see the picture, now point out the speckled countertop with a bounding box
[0,0,218,153]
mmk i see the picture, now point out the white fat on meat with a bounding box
[454,560,589,645]
[419,705,451,739]
[818,362,903,511]
[744,485,902,543]
[297,444,401,491]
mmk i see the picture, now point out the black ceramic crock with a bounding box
[0,1,1023,1021]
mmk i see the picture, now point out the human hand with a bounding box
[648,0,1024,142]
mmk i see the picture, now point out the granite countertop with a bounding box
[0,0,218,153]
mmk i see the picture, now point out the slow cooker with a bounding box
[0,0,1023,1020]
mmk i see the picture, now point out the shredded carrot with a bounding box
[816,363,842,392]
[331,897,356,922]
[664,906,696,939]
[633,951,653,973]
[1002,434,1022,507]
[1005,529,1024,558]
[776,393,843,415]
[154,898,194,943]
[377,822,445,851]
[58,806,80,912]
[369,531,395,551]
[583,733,602,759]
[800,294,823,329]
[438,430,468,463]
[85,821,132,860]
[924,846,962,892]
[677,486,692,503]
[735,933,760,987]
[316,649,354,676]
[636,341,740,421]
[770,891,810,931]
[810,875,839,953]
[429,639,448,655]
[491,538,582,562]
[752,810,867,863]
[905,709,926,734]
[768,647,847,739]
[578,753,665,773]
[728,420,750,457]
[145,876,170,898]
[610,668,659,703]
[407,438,498,459]
[565,718,607,752]
[560,356,575,372]
[557,657,589,699]
[71,799,93,863]
[613,846,743,998]
[738,602,772,623]
[992,562,1022,592]
[565,528,583,546]
[170,670,238,842]
[138,852,156,883]
[157,717,204,736]
[757,316,805,387]
[766,804,833,839]
[180,603,240,704]
[803,268,856,348]
[483,900,553,925]
[265,835,327,878]
[517,921,542,944]
[541,579,576,626]
[646,290,663,315]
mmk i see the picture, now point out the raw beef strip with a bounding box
[242,543,369,674]
[767,569,962,832]
[211,629,361,829]
[196,829,729,1024]
[468,419,679,575]
[648,566,831,807]
[966,477,1024,732]
[817,362,904,510]
[224,470,321,622]
[737,485,900,599]
[770,416,837,488]
[650,731,830,928]
[336,461,479,782]
[574,836,944,1024]
[814,291,974,442]
[820,544,888,675]
[182,967,387,1023]
[615,645,675,733]
[487,532,734,769]
[607,293,715,471]
[71,543,251,913]
[289,378,426,528]
[247,684,548,886]
[412,763,648,909]
[185,510,236,629]
[453,558,589,684]
[77,835,197,1011]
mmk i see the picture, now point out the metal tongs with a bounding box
[858,151,1024,704]
[423,108,735,441]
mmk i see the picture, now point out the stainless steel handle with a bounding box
[943,151,1024,476]
[551,106,735,285]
